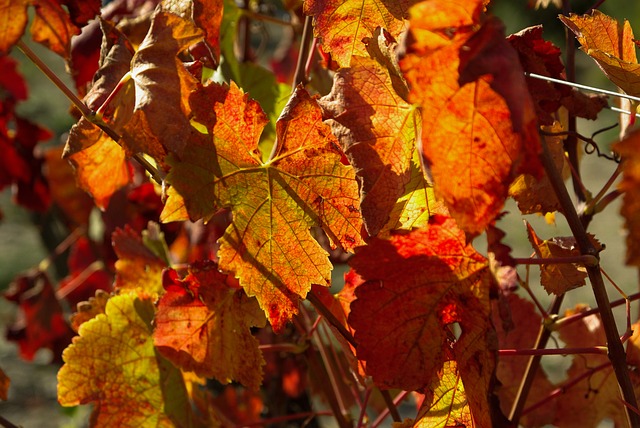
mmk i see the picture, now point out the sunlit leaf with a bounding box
[31,0,80,60]
[112,225,167,295]
[58,292,193,427]
[0,0,29,54]
[560,11,640,99]
[614,129,640,265]
[320,55,420,236]
[304,0,419,67]
[154,262,266,390]
[400,0,541,235]
[163,83,364,331]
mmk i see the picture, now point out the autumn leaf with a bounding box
[413,361,473,428]
[112,225,167,294]
[4,270,74,361]
[525,222,600,294]
[560,11,640,102]
[348,215,496,426]
[320,55,420,236]
[0,0,28,54]
[507,25,607,125]
[58,292,193,427]
[70,289,110,333]
[163,83,364,332]
[304,0,418,68]
[154,262,266,390]
[125,9,203,159]
[400,0,541,235]
[614,128,640,265]
[31,0,80,60]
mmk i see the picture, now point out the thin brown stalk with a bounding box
[292,15,314,87]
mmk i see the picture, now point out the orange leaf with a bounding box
[526,222,598,294]
[112,225,167,294]
[320,55,420,236]
[0,0,28,54]
[348,216,495,425]
[400,1,541,235]
[154,262,266,390]
[560,11,640,99]
[65,119,131,210]
[58,292,193,427]
[614,129,640,265]
[304,0,418,68]
[31,0,80,60]
[163,84,364,332]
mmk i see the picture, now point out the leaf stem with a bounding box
[258,342,306,353]
[17,40,92,118]
[371,390,408,427]
[291,15,313,87]
[499,346,608,356]
[242,411,332,427]
[307,290,357,348]
[539,125,640,425]
[583,163,622,216]
[0,415,20,428]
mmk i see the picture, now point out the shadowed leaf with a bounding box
[0,0,28,54]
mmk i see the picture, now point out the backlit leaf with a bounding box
[154,262,266,390]
[70,289,110,333]
[0,0,28,54]
[112,226,167,294]
[400,0,541,235]
[413,361,473,428]
[320,55,420,236]
[31,0,80,60]
[614,129,640,265]
[348,216,495,425]
[58,292,193,427]
[560,11,640,99]
[163,84,364,332]
[304,0,418,67]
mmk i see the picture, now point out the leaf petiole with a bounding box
[499,346,608,356]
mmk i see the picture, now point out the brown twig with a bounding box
[513,255,599,266]
[0,415,19,428]
[292,15,314,87]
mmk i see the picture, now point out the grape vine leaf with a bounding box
[0,366,8,401]
[162,83,364,332]
[58,292,194,427]
[614,129,640,265]
[31,0,80,60]
[319,55,420,236]
[413,361,473,427]
[400,0,541,235]
[304,0,418,68]
[560,11,640,101]
[348,215,496,426]
[154,262,266,390]
[70,289,110,333]
[4,270,74,361]
[507,25,607,125]
[112,225,167,294]
[0,0,28,54]
[525,222,594,295]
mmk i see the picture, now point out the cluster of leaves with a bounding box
[2,0,640,426]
